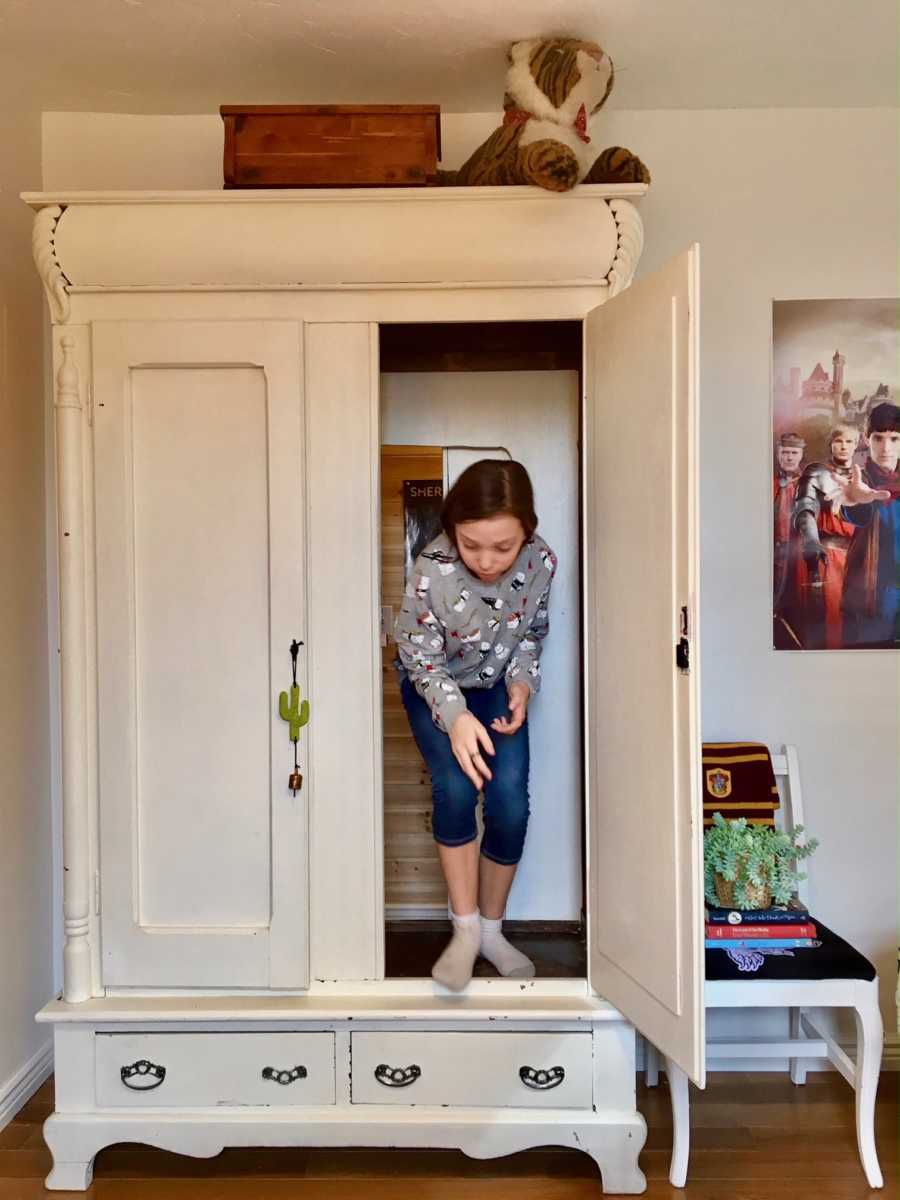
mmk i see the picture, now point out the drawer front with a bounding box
[350,1031,592,1109]
[96,1032,335,1107]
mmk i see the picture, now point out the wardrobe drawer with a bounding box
[95,1032,335,1107]
[350,1031,592,1109]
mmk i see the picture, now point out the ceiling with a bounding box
[1,0,896,115]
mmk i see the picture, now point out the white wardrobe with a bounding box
[26,183,704,1194]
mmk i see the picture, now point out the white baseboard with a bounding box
[0,1040,54,1132]
[881,1033,900,1070]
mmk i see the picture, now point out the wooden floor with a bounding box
[1,1072,896,1198]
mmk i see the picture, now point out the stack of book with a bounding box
[705,902,817,949]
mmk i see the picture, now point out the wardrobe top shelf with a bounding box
[22,183,648,208]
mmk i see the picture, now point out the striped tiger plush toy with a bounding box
[445,38,650,192]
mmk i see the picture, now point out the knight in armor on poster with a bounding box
[773,431,806,617]
[792,424,860,649]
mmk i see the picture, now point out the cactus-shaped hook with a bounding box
[279,683,310,742]
[280,642,309,795]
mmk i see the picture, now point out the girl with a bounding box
[394,459,557,990]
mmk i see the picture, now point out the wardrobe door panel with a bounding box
[93,321,307,989]
[583,248,705,1085]
[131,365,270,926]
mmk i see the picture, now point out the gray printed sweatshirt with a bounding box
[394,531,557,733]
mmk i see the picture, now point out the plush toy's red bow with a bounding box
[503,102,591,144]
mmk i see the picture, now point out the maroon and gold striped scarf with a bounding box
[702,742,780,828]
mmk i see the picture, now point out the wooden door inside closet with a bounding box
[381,445,446,915]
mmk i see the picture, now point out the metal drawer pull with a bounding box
[121,1059,166,1090]
[519,1065,566,1090]
[262,1065,308,1085]
[374,1063,422,1088]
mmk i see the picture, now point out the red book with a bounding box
[705,922,816,940]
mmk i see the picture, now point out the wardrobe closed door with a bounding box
[583,247,706,1086]
[92,321,308,989]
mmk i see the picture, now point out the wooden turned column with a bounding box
[55,333,91,1001]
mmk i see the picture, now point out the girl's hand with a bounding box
[843,464,892,506]
[491,682,530,735]
[450,712,495,789]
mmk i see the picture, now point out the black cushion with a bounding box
[705,919,876,982]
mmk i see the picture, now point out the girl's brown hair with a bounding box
[441,459,537,546]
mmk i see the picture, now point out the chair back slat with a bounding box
[774,743,810,908]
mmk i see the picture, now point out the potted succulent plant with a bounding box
[703,812,819,909]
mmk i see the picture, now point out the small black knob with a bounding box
[262,1065,308,1085]
[676,637,690,673]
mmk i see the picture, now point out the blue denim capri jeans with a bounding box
[399,675,531,866]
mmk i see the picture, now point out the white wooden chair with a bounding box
[645,743,884,1189]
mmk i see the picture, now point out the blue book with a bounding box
[706,905,809,925]
[706,937,815,949]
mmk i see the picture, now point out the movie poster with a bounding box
[772,298,899,651]
[403,479,444,580]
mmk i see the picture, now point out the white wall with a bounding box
[41,106,899,1052]
[382,371,581,921]
[606,107,899,1053]
[0,104,55,1123]
[40,111,498,191]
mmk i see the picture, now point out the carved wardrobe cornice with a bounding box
[32,203,71,323]
[24,186,646,300]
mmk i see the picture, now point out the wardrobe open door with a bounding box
[583,246,705,1087]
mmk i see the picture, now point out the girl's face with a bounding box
[455,514,526,584]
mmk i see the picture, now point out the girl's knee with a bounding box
[484,774,530,822]
[486,800,530,839]
[482,804,530,865]
[482,781,530,861]
[432,775,479,846]
[434,774,478,811]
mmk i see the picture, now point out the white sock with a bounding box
[431,909,481,992]
[479,915,535,979]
